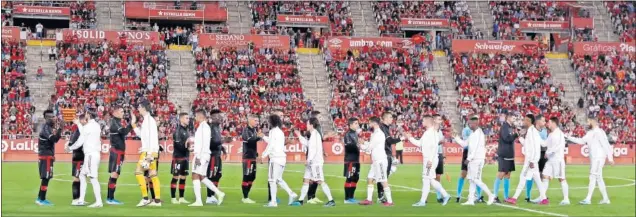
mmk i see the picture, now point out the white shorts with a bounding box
[589,158,605,176]
[519,161,540,180]
[422,158,438,179]
[191,155,211,176]
[367,159,388,183]
[82,152,100,178]
[268,161,286,182]
[303,164,324,181]
[466,159,484,181]
[542,160,566,179]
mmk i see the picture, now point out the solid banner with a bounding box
[13,5,71,16]
[61,29,160,45]
[452,40,539,54]
[325,36,413,51]
[571,17,594,29]
[519,21,569,30]
[276,15,329,25]
[2,139,633,164]
[572,42,636,55]
[124,1,227,22]
[198,34,290,50]
[148,8,204,20]
[1,26,21,41]
[400,18,450,28]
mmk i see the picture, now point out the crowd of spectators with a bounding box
[450,50,580,141]
[191,45,312,138]
[372,1,483,52]
[324,44,451,138]
[51,38,177,139]
[570,50,636,144]
[1,40,34,139]
[249,1,353,48]
[490,1,570,40]
[607,1,635,43]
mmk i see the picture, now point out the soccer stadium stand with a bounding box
[1,40,33,139]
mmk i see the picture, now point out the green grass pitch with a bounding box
[1,162,634,216]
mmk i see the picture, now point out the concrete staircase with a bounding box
[25,46,56,128]
[547,59,587,124]
[350,1,379,37]
[297,54,335,133]
[430,56,463,132]
[95,1,124,30]
[467,1,494,39]
[166,50,197,112]
[226,1,251,34]
[579,1,620,42]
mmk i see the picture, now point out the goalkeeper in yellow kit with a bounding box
[132,101,162,207]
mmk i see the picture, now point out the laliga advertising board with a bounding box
[2,138,633,164]
[60,29,160,45]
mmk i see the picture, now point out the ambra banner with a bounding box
[13,5,70,16]
[3,139,632,164]
[198,34,290,50]
[572,42,636,55]
[61,29,160,45]
[325,36,413,51]
[452,40,539,54]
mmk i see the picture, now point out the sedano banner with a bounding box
[61,29,160,45]
[519,21,570,31]
[400,18,450,28]
[572,42,636,55]
[124,1,227,22]
[1,26,21,41]
[325,36,413,51]
[13,5,71,16]
[2,139,633,164]
[276,15,329,26]
[452,39,539,54]
[198,34,290,50]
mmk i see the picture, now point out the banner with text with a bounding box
[400,18,450,28]
[519,21,569,31]
[1,26,21,41]
[198,34,291,50]
[124,1,227,22]
[452,40,539,54]
[325,36,413,51]
[13,5,70,16]
[4,139,632,164]
[571,17,594,29]
[61,29,160,45]
[276,15,329,26]
[572,42,636,55]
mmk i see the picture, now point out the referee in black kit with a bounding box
[493,112,518,203]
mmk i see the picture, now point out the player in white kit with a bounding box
[262,113,298,207]
[505,114,548,205]
[405,115,451,207]
[67,112,103,208]
[359,117,394,206]
[452,116,495,206]
[189,109,225,207]
[541,117,570,205]
[291,117,336,207]
[565,116,614,205]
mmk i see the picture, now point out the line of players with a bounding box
[34,104,614,207]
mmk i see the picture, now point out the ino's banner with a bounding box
[2,139,633,164]
[61,29,160,45]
